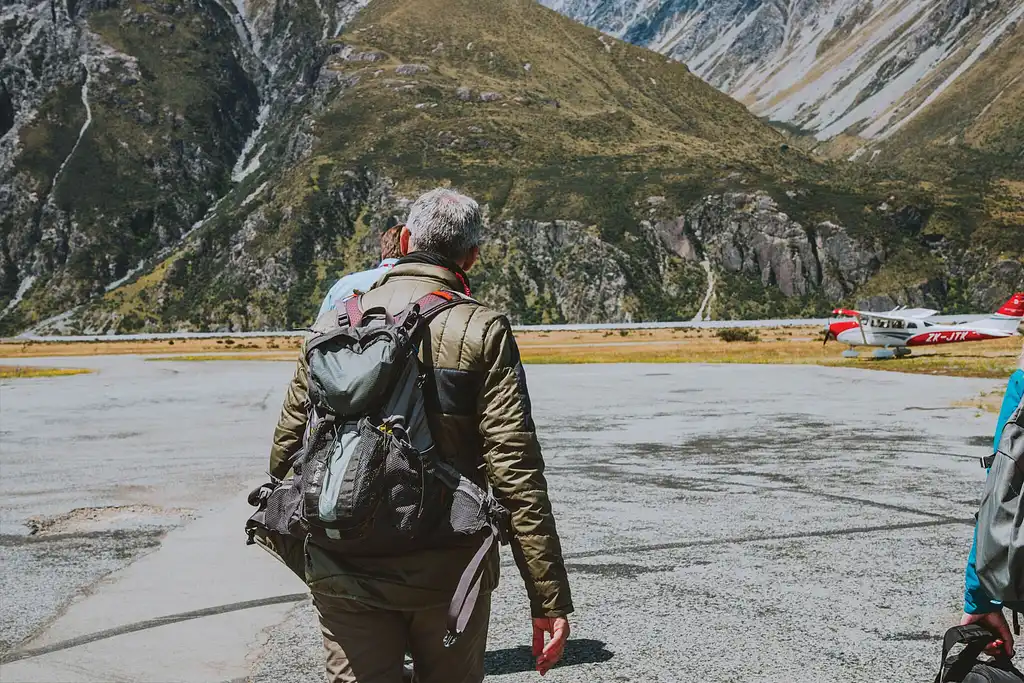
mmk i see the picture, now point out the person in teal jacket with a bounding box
[962,348,1024,657]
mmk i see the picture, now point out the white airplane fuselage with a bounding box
[832,321,1002,348]
[827,293,1024,351]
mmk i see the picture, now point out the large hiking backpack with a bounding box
[976,395,1024,605]
[934,624,1024,683]
[247,289,511,645]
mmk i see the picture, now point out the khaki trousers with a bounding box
[312,592,491,683]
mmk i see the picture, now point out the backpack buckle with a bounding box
[980,454,995,469]
[486,498,512,545]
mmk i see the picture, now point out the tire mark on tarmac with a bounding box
[572,464,964,521]
[3,519,970,663]
[0,593,308,664]
[565,518,966,560]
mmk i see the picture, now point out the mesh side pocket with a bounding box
[263,484,304,537]
[339,421,389,518]
[449,477,488,535]
[383,439,422,535]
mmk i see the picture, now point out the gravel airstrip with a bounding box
[0,354,1005,682]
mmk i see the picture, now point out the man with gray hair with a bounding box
[265,187,573,682]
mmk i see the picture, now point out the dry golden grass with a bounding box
[3,326,1019,379]
[516,326,1021,379]
[0,366,92,379]
[0,337,303,358]
[953,390,1006,414]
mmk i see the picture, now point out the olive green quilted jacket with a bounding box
[266,262,573,618]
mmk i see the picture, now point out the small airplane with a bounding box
[824,292,1024,359]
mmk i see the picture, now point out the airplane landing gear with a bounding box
[895,347,912,358]
[842,349,860,359]
[872,348,896,360]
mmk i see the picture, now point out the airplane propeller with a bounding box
[823,320,832,346]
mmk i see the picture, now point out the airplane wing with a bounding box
[895,308,939,319]
[832,308,916,323]
[832,308,862,318]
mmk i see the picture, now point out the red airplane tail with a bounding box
[996,292,1024,318]
[981,292,1024,333]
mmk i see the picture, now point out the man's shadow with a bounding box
[485,638,613,675]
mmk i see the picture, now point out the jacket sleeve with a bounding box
[477,317,573,618]
[963,370,1023,613]
[268,351,310,480]
[965,526,1002,614]
[993,370,1024,452]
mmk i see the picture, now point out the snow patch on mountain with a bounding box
[2,276,36,316]
[876,0,1024,140]
[543,0,1023,140]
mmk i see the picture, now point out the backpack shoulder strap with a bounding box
[398,289,476,329]
[344,295,364,328]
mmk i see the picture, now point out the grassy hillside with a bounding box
[17,0,1019,334]
[80,0,870,332]
[880,27,1024,178]
[291,0,809,228]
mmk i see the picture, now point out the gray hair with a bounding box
[405,188,482,260]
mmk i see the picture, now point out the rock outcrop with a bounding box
[657,193,884,300]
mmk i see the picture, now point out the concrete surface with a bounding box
[0,357,1007,682]
[0,355,297,652]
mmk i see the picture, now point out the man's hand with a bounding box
[962,610,1015,657]
[532,617,569,675]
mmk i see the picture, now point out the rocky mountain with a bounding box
[1,0,1020,334]
[542,0,1024,144]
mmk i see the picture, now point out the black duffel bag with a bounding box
[935,624,1023,682]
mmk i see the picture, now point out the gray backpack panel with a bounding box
[976,396,1024,603]
[307,327,401,416]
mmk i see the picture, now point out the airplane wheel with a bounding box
[895,348,911,358]
[872,348,896,360]
[841,349,860,359]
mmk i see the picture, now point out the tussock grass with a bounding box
[0,366,92,379]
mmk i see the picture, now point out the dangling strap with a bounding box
[420,452,510,648]
[444,523,498,648]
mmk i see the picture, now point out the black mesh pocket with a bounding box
[336,420,389,524]
[263,484,305,537]
[449,477,488,535]
[383,438,424,535]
